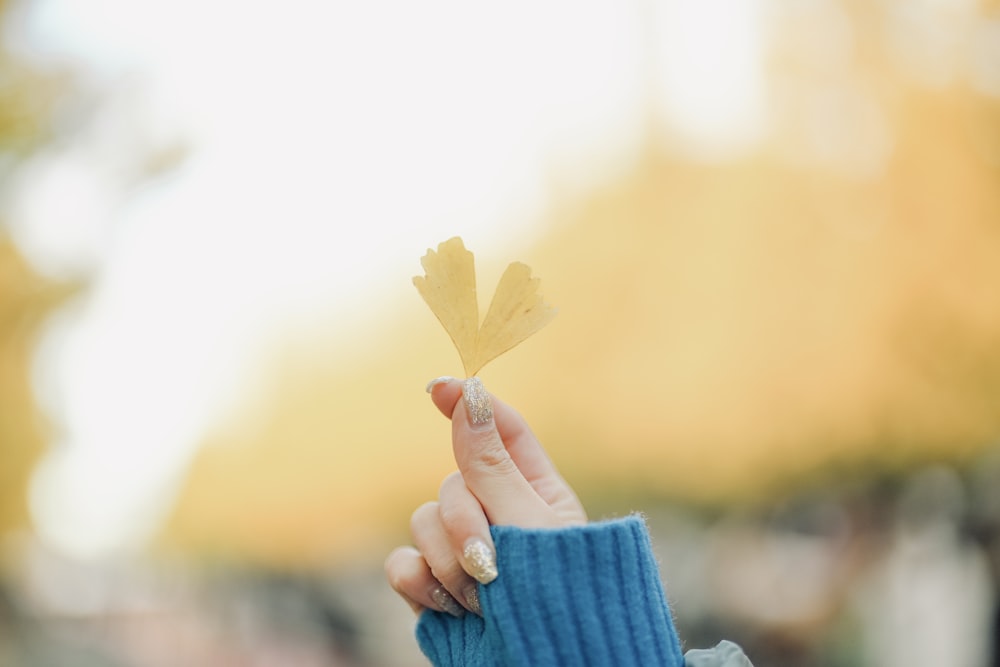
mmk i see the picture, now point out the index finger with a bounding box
[425,377,560,527]
[426,377,563,490]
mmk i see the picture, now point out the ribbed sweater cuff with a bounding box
[417,515,685,667]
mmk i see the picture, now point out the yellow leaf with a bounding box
[414,237,556,376]
[473,262,557,373]
[412,237,479,375]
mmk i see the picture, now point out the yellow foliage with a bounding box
[161,22,1000,568]
[0,239,75,540]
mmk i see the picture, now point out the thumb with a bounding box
[428,377,561,527]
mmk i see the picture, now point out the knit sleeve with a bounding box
[416,515,686,667]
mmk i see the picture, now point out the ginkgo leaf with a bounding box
[473,262,557,374]
[414,237,556,377]
[412,237,480,375]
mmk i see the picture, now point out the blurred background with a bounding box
[2,0,1000,664]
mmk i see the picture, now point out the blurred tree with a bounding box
[0,0,72,171]
[0,241,73,540]
[0,0,77,544]
[163,0,1000,567]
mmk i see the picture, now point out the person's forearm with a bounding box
[417,516,685,667]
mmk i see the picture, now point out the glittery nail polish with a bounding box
[462,377,493,426]
[463,584,481,615]
[430,586,465,617]
[425,376,457,393]
[463,537,498,584]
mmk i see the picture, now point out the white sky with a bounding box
[7,0,766,559]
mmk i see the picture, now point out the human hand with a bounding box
[385,377,587,616]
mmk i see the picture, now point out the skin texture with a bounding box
[384,378,587,616]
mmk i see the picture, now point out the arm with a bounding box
[417,517,684,666]
[385,377,752,667]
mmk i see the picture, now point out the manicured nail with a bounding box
[463,537,498,584]
[464,584,481,616]
[425,376,457,393]
[430,586,465,618]
[462,377,493,427]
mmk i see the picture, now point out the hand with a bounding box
[385,377,587,616]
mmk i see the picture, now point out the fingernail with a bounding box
[463,537,498,584]
[425,376,457,393]
[430,586,465,618]
[463,584,481,616]
[462,377,493,427]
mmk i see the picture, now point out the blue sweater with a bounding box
[416,515,686,666]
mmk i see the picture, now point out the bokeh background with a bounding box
[3,0,1000,665]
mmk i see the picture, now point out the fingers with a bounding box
[388,470,502,616]
[384,546,465,617]
[439,471,498,585]
[389,376,589,616]
[411,500,482,615]
[428,378,563,486]
[455,378,559,526]
[426,377,582,527]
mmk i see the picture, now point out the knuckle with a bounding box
[438,471,464,499]
[385,567,404,594]
[429,559,466,588]
[437,499,465,535]
[383,548,413,592]
[474,447,519,477]
[410,500,440,535]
